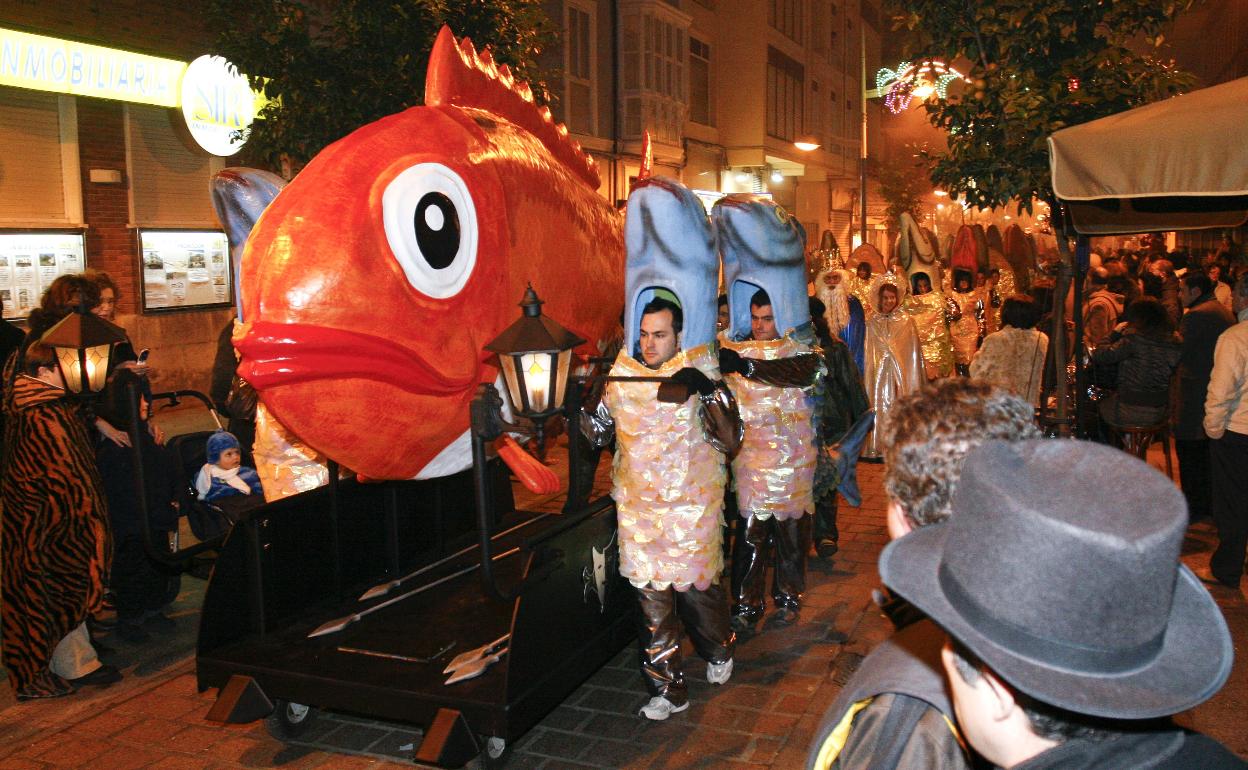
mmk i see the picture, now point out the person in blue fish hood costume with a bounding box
[581,176,743,721]
[713,195,872,631]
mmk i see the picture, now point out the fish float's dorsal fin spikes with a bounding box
[496,63,514,89]
[425,25,601,190]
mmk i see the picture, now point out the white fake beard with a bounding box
[817,283,851,336]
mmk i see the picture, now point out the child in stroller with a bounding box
[195,431,264,517]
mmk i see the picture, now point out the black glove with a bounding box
[718,347,747,376]
[670,367,715,396]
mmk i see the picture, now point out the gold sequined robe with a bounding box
[902,291,957,379]
[949,289,986,366]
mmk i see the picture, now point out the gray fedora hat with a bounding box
[880,439,1233,720]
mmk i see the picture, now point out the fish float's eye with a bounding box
[381,163,477,298]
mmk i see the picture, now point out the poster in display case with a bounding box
[139,230,232,312]
[0,231,86,320]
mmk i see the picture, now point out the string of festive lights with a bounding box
[876,60,971,114]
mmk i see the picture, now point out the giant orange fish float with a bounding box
[230,26,624,481]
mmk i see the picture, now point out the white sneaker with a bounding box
[706,658,734,685]
[638,695,689,720]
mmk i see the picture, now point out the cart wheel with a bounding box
[473,736,509,769]
[264,700,318,740]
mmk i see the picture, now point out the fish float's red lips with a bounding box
[236,321,481,396]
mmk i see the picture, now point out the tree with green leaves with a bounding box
[875,156,930,232]
[207,0,556,172]
[889,0,1196,212]
[887,0,1199,433]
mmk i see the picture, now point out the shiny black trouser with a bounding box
[731,513,811,621]
[813,495,838,545]
[635,582,733,706]
[1210,430,1248,583]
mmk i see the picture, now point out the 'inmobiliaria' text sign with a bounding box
[0,27,185,107]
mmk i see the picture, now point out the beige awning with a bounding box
[1047,77,1248,235]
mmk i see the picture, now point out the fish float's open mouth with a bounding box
[236,321,480,396]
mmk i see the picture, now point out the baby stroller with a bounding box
[122,381,253,572]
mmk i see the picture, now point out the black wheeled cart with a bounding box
[195,393,630,768]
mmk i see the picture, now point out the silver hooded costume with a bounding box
[862,283,925,460]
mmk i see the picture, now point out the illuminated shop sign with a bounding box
[180,55,256,157]
[0,27,185,107]
[0,27,264,155]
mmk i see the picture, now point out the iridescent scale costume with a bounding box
[721,336,818,522]
[581,176,738,712]
[600,345,730,591]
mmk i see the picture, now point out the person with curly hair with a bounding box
[807,379,1038,770]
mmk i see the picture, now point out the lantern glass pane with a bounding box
[54,346,84,393]
[519,352,552,413]
[553,348,573,410]
[498,355,525,413]
[85,343,111,393]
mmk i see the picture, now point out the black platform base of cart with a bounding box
[196,458,632,768]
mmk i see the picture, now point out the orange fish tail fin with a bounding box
[497,435,561,496]
[639,131,653,181]
[425,25,600,191]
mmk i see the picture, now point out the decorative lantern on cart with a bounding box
[485,285,585,442]
[40,307,129,394]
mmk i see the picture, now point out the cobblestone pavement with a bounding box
[0,430,1244,769]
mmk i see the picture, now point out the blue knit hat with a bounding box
[206,430,241,464]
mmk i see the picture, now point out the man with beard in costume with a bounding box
[815,266,866,375]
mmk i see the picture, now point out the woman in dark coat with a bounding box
[85,270,180,642]
[1091,297,1183,428]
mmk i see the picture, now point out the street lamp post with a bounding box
[860,26,869,250]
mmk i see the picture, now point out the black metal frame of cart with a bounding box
[192,382,631,768]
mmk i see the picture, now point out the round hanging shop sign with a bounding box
[180,55,255,157]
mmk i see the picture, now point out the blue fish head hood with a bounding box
[712,194,810,340]
[623,176,718,353]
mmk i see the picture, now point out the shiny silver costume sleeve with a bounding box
[699,381,743,456]
[580,397,616,449]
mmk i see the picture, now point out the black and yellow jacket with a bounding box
[806,618,971,770]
